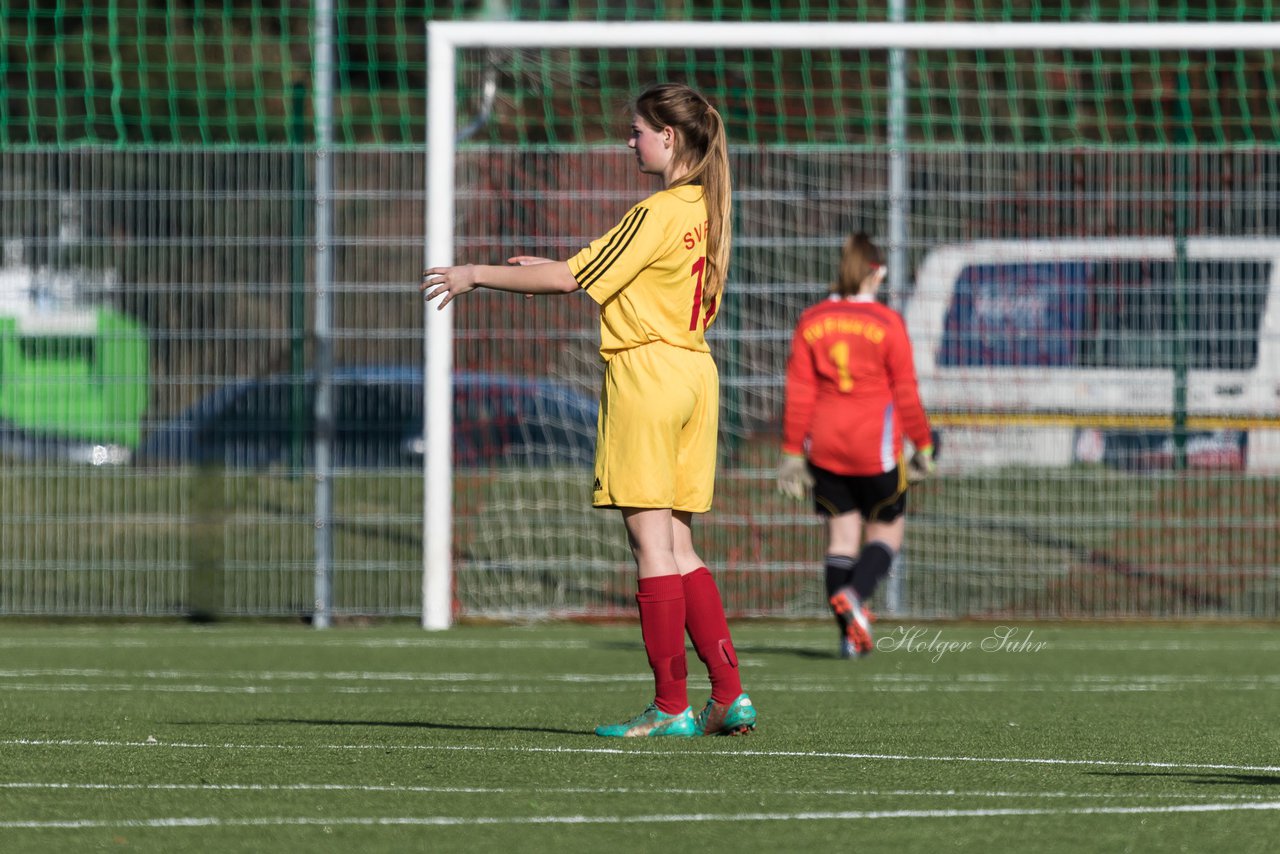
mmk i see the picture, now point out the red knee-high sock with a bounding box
[636,574,688,715]
[682,567,742,705]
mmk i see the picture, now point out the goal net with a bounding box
[424,22,1280,628]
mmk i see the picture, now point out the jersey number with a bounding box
[688,256,717,331]
[829,341,855,392]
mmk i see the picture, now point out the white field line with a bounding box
[0,781,1275,801]
[4,801,1280,829]
[4,681,1275,697]
[0,637,594,650]
[771,683,1280,694]
[0,668,1275,689]
[0,668,634,682]
[0,683,403,695]
[0,672,1275,695]
[1047,640,1280,652]
[5,668,1279,684]
[5,738,1280,775]
[1,635,1278,653]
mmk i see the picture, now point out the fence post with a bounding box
[885,0,909,618]
[312,0,335,628]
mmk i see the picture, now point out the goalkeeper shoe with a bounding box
[694,693,757,737]
[594,704,698,738]
[830,586,875,659]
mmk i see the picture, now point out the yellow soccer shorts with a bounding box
[592,343,719,512]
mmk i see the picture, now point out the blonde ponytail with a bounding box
[634,83,733,301]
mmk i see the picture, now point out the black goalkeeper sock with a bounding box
[851,541,895,601]
[823,554,857,599]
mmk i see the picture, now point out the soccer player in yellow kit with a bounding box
[421,83,755,738]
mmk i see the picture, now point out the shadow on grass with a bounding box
[597,639,836,660]
[735,645,840,660]
[1086,771,1280,787]
[171,718,591,736]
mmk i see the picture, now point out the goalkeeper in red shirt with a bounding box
[779,233,935,659]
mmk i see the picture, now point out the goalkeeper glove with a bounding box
[908,445,936,484]
[776,452,814,500]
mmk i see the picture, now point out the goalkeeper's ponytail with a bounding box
[833,233,884,297]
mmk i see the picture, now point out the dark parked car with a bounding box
[136,367,598,468]
[0,420,133,466]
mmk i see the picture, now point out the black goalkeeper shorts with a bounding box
[809,461,908,522]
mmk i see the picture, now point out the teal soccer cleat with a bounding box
[694,692,757,736]
[594,704,698,737]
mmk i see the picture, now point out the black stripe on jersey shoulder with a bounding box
[577,206,648,288]
[577,206,649,289]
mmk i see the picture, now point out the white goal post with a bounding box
[423,21,1280,630]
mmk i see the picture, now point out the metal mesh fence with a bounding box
[449,143,1280,620]
[6,2,1280,146]
[1,147,425,616]
[1,7,1278,619]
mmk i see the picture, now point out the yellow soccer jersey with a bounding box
[567,185,720,360]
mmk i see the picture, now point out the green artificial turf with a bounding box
[0,621,1277,853]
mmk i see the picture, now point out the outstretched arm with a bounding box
[420,257,579,309]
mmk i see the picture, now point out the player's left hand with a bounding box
[421,265,477,309]
[907,445,935,483]
[776,452,814,501]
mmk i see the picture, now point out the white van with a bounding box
[904,239,1280,472]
